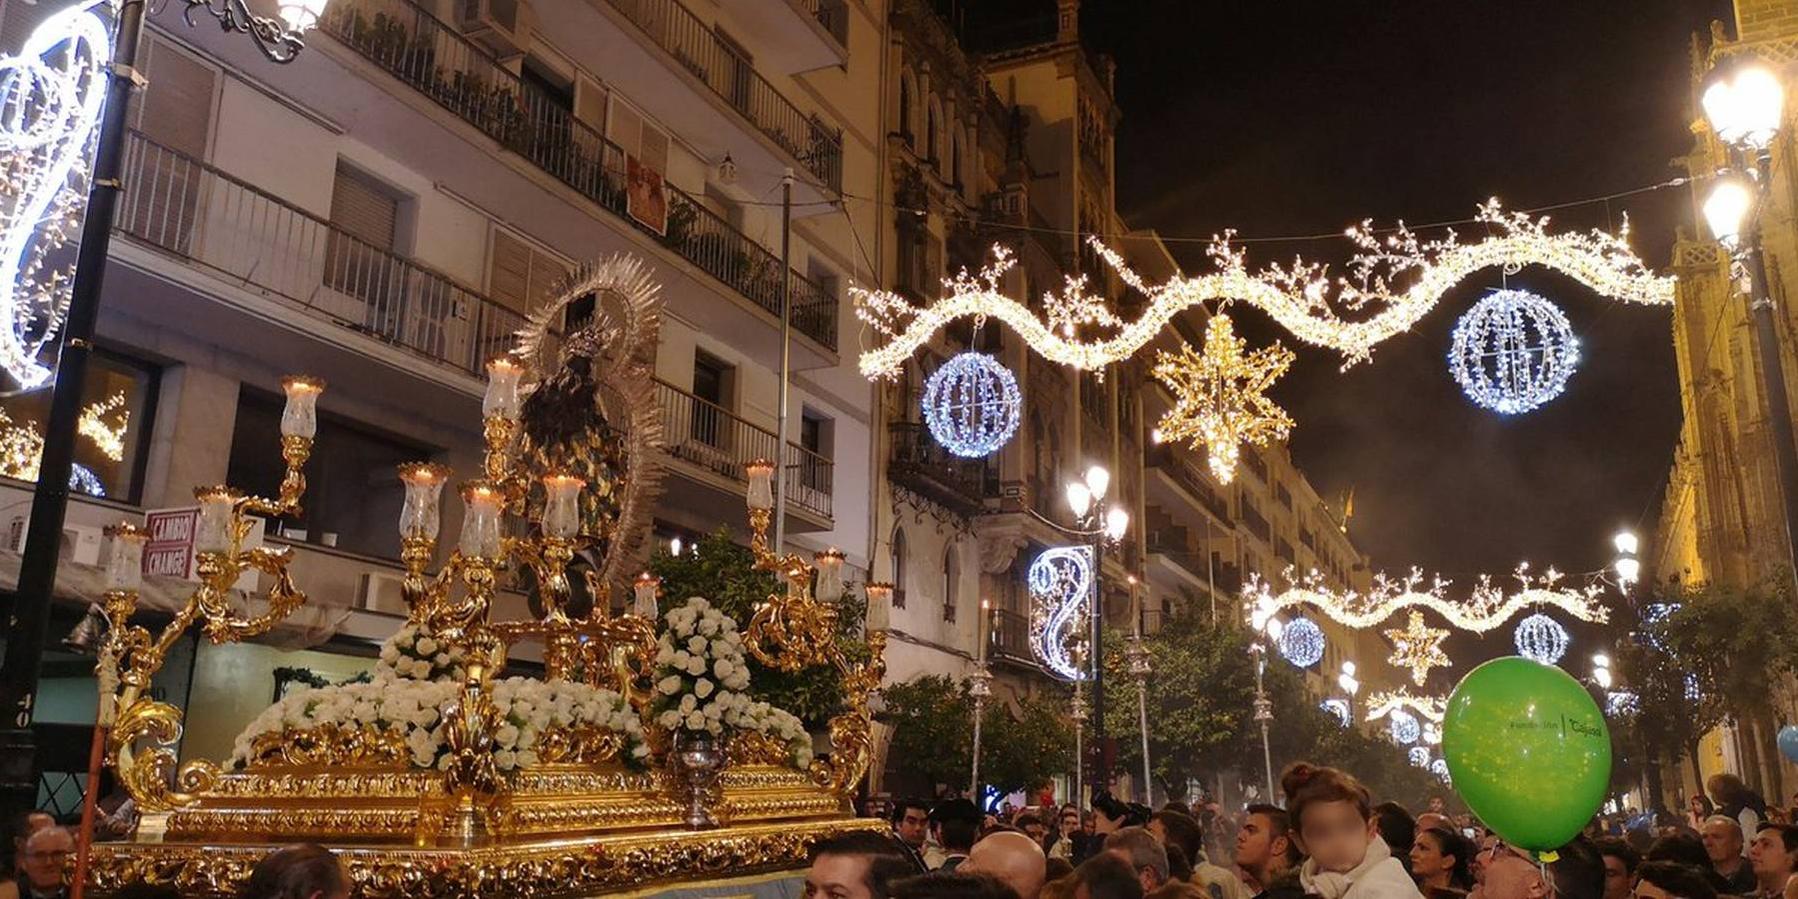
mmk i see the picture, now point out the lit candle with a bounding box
[541,472,585,539]
[458,480,504,559]
[633,572,660,618]
[101,523,147,591]
[483,357,525,421]
[193,487,240,554]
[865,581,893,630]
[279,375,326,439]
[814,548,845,603]
[745,458,775,511]
[1128,575,1141,639]
[397,462,452,541]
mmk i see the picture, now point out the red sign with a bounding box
[143,507,198,580]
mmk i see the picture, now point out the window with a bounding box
[326,162,407,338]
[227,388,432,559]
[715,28,753,113]
[951,131,962,189]
[120,36,216,251]
[891,527,908,609]
[690,351,734,450]
[898,73,914,145]
[941,547,958,623]
[896,214,928,298]
[798,410,832,491]
[487,228,570,315]
[0,350,157,502]
[927,101,940,168]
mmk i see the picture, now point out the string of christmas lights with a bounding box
[0,0,111,388]
[1364,689,1448,724]
[1244,563,1609,634]
[854,201,1673,381]
[1320,698,1352,727]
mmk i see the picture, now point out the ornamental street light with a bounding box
[1700,58,1798,602]
[1065,464,1126,792]
[0,0,331,826]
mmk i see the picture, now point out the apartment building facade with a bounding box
[0,0,883,813]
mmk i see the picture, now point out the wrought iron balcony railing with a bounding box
[317,0,838,351]
[117,131,523,377]
[602,0,844,190]
[655,377,833,519]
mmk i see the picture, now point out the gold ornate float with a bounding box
[82,256,887,898]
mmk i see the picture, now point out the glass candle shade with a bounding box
[398,462,451,541]
[633,572,660,619]
[483,358,525,421]
[102,523,147,591]
[814,549,845,603]
[279,376,325,439]
[194,487,240,554]
[864,581,893,630]
[459,481,504,559]
[745,459,775,511]
[541,473,585,540]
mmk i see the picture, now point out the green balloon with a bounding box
[1443,656,1611,852]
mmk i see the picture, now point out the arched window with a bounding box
[891,527,908,608]
[950,130,961,189]
[942,546,958,623]
[927,101,940,169]
[898,72,914,146]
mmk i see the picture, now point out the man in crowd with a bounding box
[1747,823,1798,899]
[804,831,920,899]
[1594,837,1639,899]
[933,799,983,871]
[1701,815,1758,894]
[891,799,931,872]
[965,830,1048,899]
[1146,810,1246,899]
[1105,826,1200,899]
[1018,814,1050,849]
[10,826,73,899]
[1,811,52,884]
[1075,852,1146,899]
[1234,805,1302,899]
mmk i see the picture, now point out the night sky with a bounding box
[1079,1,1736,578]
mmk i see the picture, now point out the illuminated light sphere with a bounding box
[1389,708,1422,745]
[1430,758,1452,784]
[1408,746,1431,767]
[921,352,1021,458]
[1277,616,1326,668]
[1320,698,1351,727]
[1605,691,1640,717]
[1513,613,1570,665]
[1448,289,1581,415]
[1422,722,1442,745]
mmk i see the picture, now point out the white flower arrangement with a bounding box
[230,626,651,772]
[650,597,813,768]
[376,623,465,683]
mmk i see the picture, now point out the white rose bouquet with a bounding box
[231,626,651,772]
[376,623,464,682]
[650,597,813,768]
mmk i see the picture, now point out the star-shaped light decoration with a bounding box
[1151,311,1295,484]
[1384,609,1451,686]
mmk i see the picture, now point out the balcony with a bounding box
[655,378,833,528]
[116,131,522,380]
[317,0,838,353]
[1143,444,1232,527]
[590,0,843,192]
[887,422,991,519]
[990,608,1036,667]
[722,0,848,74]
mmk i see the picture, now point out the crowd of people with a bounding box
[810,765,1798,899]
[5,765,1798,899]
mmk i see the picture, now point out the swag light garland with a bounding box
[1364,689,1448,724]
[854,201,1674,381]
[1243,564,1609,634]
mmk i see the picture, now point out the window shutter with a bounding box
[575,74,607,130]
[329,166,398,251]
[488,230,534,313]
[639,123,668,174]
[609,102,642,156]
[526,247,568,309]
[135,37,216,157]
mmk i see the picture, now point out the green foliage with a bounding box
[878,674,1076,798]
[649,528,865,726]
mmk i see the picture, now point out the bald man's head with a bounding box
[966,830,1047,899]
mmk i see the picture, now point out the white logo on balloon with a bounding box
[0,0,111,388]
[1028,545,1094,682]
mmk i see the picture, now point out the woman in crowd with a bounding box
[1283,763,1423,899]
[1410,826,1474,899]
[1707,774,1768,837]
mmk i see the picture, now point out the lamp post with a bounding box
[1250,642,1273,802]
[1613,530,1640,592]
[1065,464,1128,792]
[1700,60,1798,599]
[969,599,993,804]
[0,0,330,822]
[1126,627,1152,805]
[1337,660,1361,723]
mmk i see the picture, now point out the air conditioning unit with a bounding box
[357,571,408,614]
[8,518,104,566]
[457,0,532,58]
